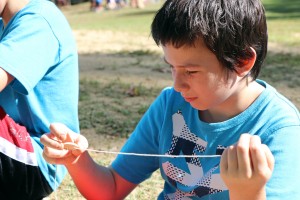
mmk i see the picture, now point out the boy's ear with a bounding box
[235,47,257,77]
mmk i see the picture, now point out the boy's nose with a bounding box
[173,72,189,93]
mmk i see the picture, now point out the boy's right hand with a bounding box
[220,134,274,200]
[40,123,88,166]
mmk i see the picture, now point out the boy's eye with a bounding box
[168,64,198,75]
[186,70,197,75]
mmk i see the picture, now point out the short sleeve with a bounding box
[265,126,300,199]
[111,89,170,184]
[0,13,59,94]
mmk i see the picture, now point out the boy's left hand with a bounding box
[40,123,88,166]
[220,134,275,200]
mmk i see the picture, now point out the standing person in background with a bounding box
[41,0,300,199]
[90,0,103,12]
[130,0,144,9]
[105,0,116,10]
[0,0,79,199]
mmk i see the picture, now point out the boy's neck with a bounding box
[199,80,265,123]
[2,0,29,26]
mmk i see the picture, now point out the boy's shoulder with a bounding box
[257,80,300,124]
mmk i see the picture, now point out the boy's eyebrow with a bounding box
[163,57,200,68]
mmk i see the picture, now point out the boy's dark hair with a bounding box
[151,0,268,80]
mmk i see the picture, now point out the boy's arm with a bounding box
[66,152,137,199]
[0,67,14,91]
[41,123,137,199]
[220,134,274,200]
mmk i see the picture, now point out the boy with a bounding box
[0,0,79,199]
[41,0,300,199]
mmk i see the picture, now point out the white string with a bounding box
[52,147,220,199]
[63,142,221,158]
[85,148,221,158]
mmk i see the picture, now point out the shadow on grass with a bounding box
[258,51,299,109]
[261,52,300,88]
[120,10,158,16]
[79,50,166,74]
[79,78,162,138]
[78,50,167,137]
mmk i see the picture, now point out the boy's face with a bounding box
[162,39,241,112]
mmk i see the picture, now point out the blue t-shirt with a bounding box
[0,0,79,190]
[112,80,300,199]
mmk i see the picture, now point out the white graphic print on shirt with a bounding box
[162,112,227,199]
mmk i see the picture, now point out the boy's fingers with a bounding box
[220,148,228,174]
[40,134,64,150]
[71,149,86,157]
[49,122,76,142]
[69,135,89,156]
[227,145,238,172]
[236,134,252,177]
[249,136,268,174]
[262,144,275,171]
[43,145,71,158]
[41,124,88,166]
[75,135,89,150]
[42,150,75,165]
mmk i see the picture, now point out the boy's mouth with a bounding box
[183,97,198,103]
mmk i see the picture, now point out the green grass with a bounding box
[79,79,161,138]
[263,0,300,47]
[63,2,161,34]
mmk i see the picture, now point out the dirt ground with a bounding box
[74,30,160,54]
